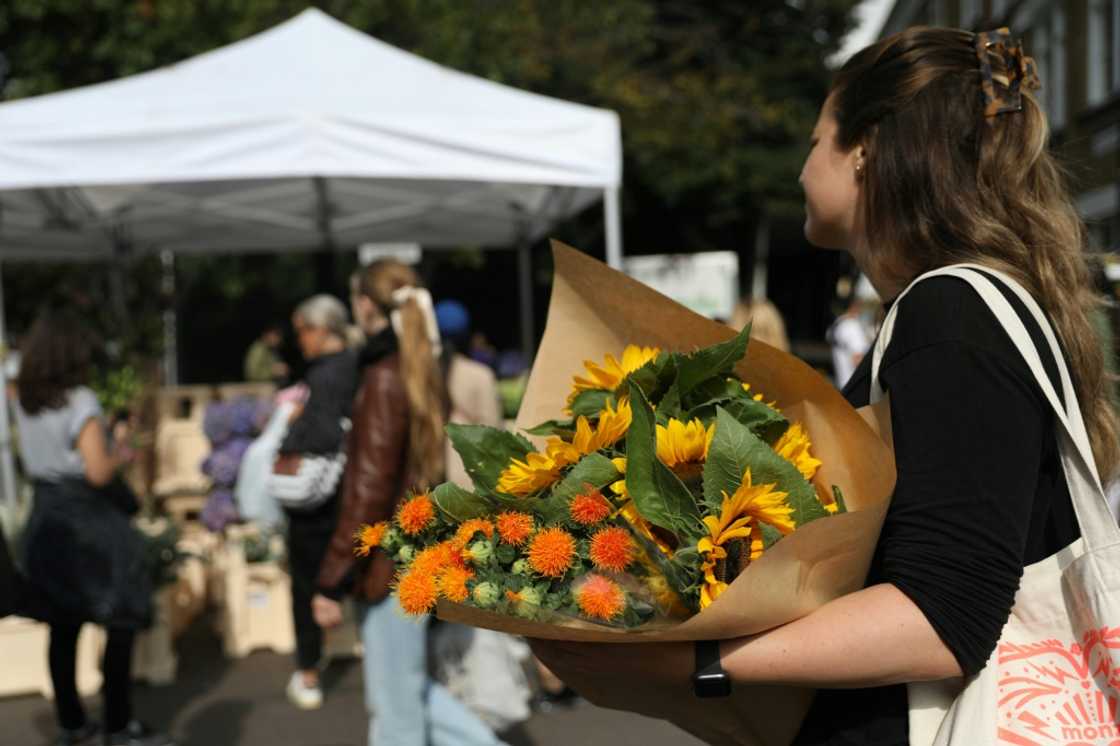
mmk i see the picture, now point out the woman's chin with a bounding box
[803,220,846,251]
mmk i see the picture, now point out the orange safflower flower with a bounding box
[396,569,438,615]
[411,540,464,576]
[353,522,388,557]
[527,527,577,578]
[575,574,627,621]
[496,511,534,546]
[397,492,436,536]
[588,526,636,573]
[569,488,613,525]
[455,518,495,546]
[436,565,474,603]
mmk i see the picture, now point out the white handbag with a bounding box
[268,418,350,513]
[870,265,1120,746]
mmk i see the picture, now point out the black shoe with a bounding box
[103,721,174,746]
[55,722,99,746]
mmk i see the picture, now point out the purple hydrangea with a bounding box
[201,437,253,487]
[203,401,234,446]
[201,488,239,532]
[227,397,261,439]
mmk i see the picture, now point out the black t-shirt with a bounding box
[793,273,1080,745]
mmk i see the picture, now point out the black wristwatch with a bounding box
[691,639,731,698]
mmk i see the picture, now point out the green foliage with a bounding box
[445,424,533,496]
[674,324,751,398]
[624,383,703,539]
[431,481,492,522]
[93,365,142,415]
[568,389,612,419]
[703,407,828,527]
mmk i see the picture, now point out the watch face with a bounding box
[692,671,732,698]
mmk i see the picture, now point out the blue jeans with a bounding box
[357,596,507,746]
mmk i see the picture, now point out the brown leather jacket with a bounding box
[317,352,409,602]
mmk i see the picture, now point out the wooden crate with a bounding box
[0,617,102,700]
[215,529,295,659]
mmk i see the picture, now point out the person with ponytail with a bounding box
[530,27,1117,744]
[312,260,506,746]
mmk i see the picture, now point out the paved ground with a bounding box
[0,617,704,746]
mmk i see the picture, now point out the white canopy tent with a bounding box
[0,8,623,500]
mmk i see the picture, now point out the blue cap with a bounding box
[435,300,470,338]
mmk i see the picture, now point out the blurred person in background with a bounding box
[243,323,289,384]
[729,298,791,352]
[313,260,506,746]
[276,295,357,710]
[15,309,173,746]
[826,275,877,389]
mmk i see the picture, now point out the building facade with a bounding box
[880,0,1120,253]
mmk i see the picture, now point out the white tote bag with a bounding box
[870,265,1120,746]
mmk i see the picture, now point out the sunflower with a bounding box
[656,418,715,478]
[496,448,566,497]
[589,526,636,572]
[353,522,388,557]
[569,488,613,525]
[397,492,436,535]
[568,345,661,407]
[697,469,795,609]
[575,575,627,621]
[527,527,577,578]
[495,511,534,545]
[396,569,438,615]
[436,565,474,603]
[772,423,822,481]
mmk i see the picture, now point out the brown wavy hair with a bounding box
[833,27,1119,479]
[18,309,95,415]
[358,260,446,487]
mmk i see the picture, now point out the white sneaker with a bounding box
[286,672,323,710]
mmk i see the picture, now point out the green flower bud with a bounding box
[466,540,493,565]
[512,586,543,619]
[396,545,415,564]
[383,527,404,552]
[511,558,532,576]
[472,581,500,608]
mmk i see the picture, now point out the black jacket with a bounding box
[280,348,359,455]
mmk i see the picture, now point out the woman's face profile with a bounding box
[799,97,863,252]
[292,315,330,360]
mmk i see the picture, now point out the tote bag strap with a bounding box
[870,265,1119,552]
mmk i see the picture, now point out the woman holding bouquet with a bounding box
[311,260,506,746]
[533,27,1114,745]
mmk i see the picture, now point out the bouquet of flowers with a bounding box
[359,324,848,630]
[358,243,895,745]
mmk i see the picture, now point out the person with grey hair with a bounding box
[277,293,358,710]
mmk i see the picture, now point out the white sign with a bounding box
[358,243,422,266]
[623,251,740,320]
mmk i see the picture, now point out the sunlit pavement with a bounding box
[0,617,704,746]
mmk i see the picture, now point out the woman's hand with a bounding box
[312,593,343,629]
[528,639,693,689]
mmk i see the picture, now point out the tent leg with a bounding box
[161,251,178,386]
[604,187,624,270]
[517,240,535,366]
[751,212,771,300]
[0,262,18,503]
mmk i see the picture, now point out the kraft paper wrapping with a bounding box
[435,242,896,745]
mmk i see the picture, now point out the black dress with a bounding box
[793,273,1080,745]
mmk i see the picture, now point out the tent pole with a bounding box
[160,251,178,386]
[517,238,535,366]
[0,262,17,503]
[604,187,624,270]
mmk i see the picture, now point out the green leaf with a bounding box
[569,389,613,418]
[495,543,517,565]
[621,352,674,400]
[759,522,784,550]
[624,383,704,540]
[702,407,828,527]
[831,485,848,514]
[718,396,789,444]
[626,524,698,612]
[431,482,492,522]
[674,324,751,397]
[523,419,575,438]
[446,424,533,496]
